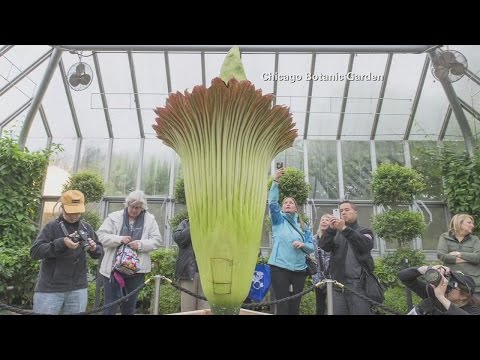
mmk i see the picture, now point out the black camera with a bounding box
[424,268,449,287]
[276,162,284,169]
[70,229,90,251]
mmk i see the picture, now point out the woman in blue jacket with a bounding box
[268,167,314,315]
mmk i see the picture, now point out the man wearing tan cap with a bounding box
[30,190,103,314]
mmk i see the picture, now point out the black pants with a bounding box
[103,273,145,315]
[270,265,307,315]
[315,287,328,315]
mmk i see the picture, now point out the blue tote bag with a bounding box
[248,263,271,302]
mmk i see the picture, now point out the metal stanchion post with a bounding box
[153,275,161,315]
[326,279,334,315]
[404,259,413,311]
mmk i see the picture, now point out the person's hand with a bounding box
[64,236,79,249]
[274,168,284,182]
[121,236,132,244]
[433,275,449,298]
[292,240,304,249]
[86,238,96,252]
[128,241,141,250]
[331,217,346,231]
[449,251,461,257]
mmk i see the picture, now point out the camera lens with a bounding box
[424,268,442,286]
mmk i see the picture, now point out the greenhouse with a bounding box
[2,45,480,314]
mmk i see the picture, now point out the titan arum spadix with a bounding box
[153,47,297,314]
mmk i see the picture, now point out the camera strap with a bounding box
[58,220,88,237]
[58,220,70,238]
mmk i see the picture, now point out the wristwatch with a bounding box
[137,241,142,251]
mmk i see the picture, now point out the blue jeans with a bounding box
[33,289,88,314]
[103,273,145,315]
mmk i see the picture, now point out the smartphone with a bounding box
[332,208,340,219]
[276,162,284,169]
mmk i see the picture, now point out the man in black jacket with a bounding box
[319,201,375,315]
[173,218,209,312]
[30,190,103,314]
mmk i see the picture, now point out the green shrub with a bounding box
[267,167,310,206]
[174,178,186,204]
[381,285,422,314]
[62,170,105,203]
[299,277,316,315]
[137,248,179,313]
[82,210,102,231]
[371,163,426,206]
[375,249,426,288]
[372,210,426,247]
[170,210,189,231]
[0,136,57,307]
[0,244,39,307]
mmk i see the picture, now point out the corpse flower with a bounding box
[153,47,296,314]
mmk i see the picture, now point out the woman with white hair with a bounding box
[98,190,162,315]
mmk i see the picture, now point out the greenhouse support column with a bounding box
[18,47,63,150]
[428,52,475,156]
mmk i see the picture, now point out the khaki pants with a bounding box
[180,272,209,312]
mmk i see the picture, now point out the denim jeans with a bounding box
[33,288,88,314]
[103,273,145,315]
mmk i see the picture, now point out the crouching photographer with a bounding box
[399,264,480,315]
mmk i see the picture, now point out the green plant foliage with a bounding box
[435,146,480,234]
[371,163,426,205]
[0,136,53,247]
[374,249,426,288]
[62,170,105,203]
[0,244,39,306]
[170,210,189,231]
[380,285,422,314]
[174,178,186,204]
[267,167,311,206]
[82,210,102,231]
[137,248,180,313]
[0,135,57,307]
[372,210,427,247]
[299,277,316,315]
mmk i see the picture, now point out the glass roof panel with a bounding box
[375,53,426,140]
[3,107,29,137]
[205,52,227,85]
[168,53,202,93]
[444,111,463,140]
[409,69,449,140]
[242,53,275,94]
[142,138,175,197]
[0,87,31,123]
[97,53,138,138]
[78,139,109,175]
[41,64,76,137]
[342,54,387,140]
[24,111,47,147]
[275,54,313,137]
[106,138,140,196]
[61,52,108,138]
[308,54,350,139]
[1,45,50,72]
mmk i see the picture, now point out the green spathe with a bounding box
[153,48,296,314]
[219,46,247,83]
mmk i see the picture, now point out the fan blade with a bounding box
[434,66,449,81]
[450,63,465,76]
[80,74,91,85]
[69,74,81,87]
[75,63,85,76]
[440,51,456,65]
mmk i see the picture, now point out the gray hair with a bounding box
[125,190,148,210]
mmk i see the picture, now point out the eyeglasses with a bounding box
[128,205,143,211]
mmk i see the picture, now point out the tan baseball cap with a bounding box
[60,190,85,214]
